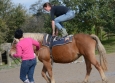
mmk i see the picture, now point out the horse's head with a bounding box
[10,38,19,56]
[10,37,43,56]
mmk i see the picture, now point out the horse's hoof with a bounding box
[102,80,108,83]
[102,78,108,83]
[82,81,88,83]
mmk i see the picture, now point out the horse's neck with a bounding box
[23,33,44,42]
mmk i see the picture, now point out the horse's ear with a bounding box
[11,38,19,46]
[12,38,16,45]
[15,38,19,43]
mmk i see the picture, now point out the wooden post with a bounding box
[7,49,11,66]
[0,51,2,65]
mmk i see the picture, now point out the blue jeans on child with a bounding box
[54,10,75,30]
[20,58,37,82]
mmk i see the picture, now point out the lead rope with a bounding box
[9,56,21,65]
[8,49,21,66]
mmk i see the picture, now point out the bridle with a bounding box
[9,39,21,65]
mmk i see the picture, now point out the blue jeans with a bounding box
[54,10,75,30]
[20,58,37,82]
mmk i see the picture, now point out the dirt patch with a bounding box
[0,53,115,83]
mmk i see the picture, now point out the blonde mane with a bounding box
[23,33,45,42]
[12,33,45,44]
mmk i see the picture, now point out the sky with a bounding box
[11,0,49,9]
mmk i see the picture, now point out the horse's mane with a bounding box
[23,33,45,42]
[12,33,45,44]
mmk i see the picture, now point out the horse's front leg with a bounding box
[41,65,51,83]
[43,60,55,83]
[38,47,55,83]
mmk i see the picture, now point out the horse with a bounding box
[10,33,107,83]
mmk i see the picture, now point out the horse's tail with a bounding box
[90,34,107,71]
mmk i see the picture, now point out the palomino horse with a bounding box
[10,33,107,83]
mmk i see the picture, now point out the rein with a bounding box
[9,56,21,65]
[8,49,21,65]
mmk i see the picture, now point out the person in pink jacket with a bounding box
[10,29,40,83]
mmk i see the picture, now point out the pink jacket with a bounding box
[13,38,40,60]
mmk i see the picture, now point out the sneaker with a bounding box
[24,79,30,83]
[30,82,35,83]
[60,28,68,37]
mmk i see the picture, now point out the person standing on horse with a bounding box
[43,2,75,37]
[10,29,40,83]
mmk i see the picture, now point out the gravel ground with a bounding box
[0,53,115,83]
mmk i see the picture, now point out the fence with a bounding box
[0,43,12,66]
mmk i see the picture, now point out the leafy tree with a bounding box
[21,15,45,33]
[30,0,51,33]
[30,0,115,39]
[51,0,115,38]
[0,0,28,43]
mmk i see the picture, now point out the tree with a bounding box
[63,0,115,38]
[0,0,28,43]
[28,0,61,34]
[31,0,115,39]
[21,15,45,33]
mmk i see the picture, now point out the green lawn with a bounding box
[102,38,115,54]
[0,59,20,70]
[0,65,15,70]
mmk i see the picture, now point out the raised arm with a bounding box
[31,38,40,51]
[13,45,22,58]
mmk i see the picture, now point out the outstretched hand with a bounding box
[52,32,55,36]
[9,48,15,57]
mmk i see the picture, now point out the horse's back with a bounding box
[52,35,79,63]
[51,33,96,63]
[74,33,96,47]
[74,33,96,56]
[74,33,94,41]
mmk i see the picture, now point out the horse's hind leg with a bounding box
[83,57,92,83]
[92,60,107,83]
[41,65,51,83]
[87,54,107,83]
[43,60,55,83]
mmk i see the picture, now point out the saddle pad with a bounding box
[52,35,73,47]
[43,34,52,47]
[43,34,73,47]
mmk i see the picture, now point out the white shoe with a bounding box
[24,79,30,83]
[30,82,35,83]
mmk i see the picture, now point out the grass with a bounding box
[0,59,21,70]
[0,64,15,70]
[102,38,115,54]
